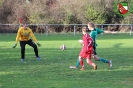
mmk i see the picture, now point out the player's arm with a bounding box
[15,29,21,44]
[103,30,117,34]
[96,28,116,34]
[78,39,83,46]
[29,29,41,46]
[12,29,21,48]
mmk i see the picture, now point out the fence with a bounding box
[0,24,132,35]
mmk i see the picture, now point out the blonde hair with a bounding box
[88,22,95,28]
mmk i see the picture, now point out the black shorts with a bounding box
[93,45,97,55]
[20,39,37,49]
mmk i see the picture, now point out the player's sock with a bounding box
[87,61,93,66]
[99,58,109,63]
[80,60,84,68]
[76,59,80,67]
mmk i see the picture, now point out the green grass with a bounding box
[0,33,133,88]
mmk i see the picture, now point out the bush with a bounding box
[0,0,133,32]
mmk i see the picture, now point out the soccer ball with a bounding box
[60,44,66,50]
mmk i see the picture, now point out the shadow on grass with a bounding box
[113,43,123,48]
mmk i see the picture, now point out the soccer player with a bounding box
[70,27,97,70]
[70,22,114,69]
[12,23,41,61]
[88,22,113,68]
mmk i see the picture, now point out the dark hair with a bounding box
[23,23,29,27]
[82,26,88,32]
[22,21,29,25]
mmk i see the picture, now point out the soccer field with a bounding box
[0,33,133,88]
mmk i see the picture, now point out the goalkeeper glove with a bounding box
[12,44,17,48]
[37,42,41,47]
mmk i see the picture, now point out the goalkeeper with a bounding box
[12,23,41,61]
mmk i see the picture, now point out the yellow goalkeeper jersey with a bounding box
[15,27,38,44]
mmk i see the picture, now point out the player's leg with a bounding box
[93,45,99,61]
[86,52,97,70]
[79,56,85,70]
[93,53,112,67]
[96,55,112,68]
[69,50,85,69]
[20,41,26,61]
[93,45,112,68]
[75,58,80,67]
[69,57,80,69]
[70,56,84,69]
[27,39,41,60]
[86,58,97,70]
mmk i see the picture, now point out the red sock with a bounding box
[87,60,93,66]
[80,60,84,68]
